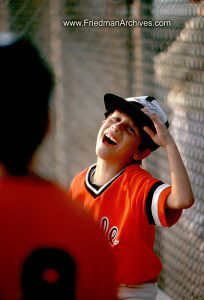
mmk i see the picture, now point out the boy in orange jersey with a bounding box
[0,33,117,300]
[69,93,194,299]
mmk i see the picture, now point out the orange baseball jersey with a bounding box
[69,163,182,285]
[0,174,117,300]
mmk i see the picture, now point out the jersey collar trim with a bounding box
[85,163,125,198]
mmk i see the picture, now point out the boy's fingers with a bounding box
[141,108,161,123]
[143,126,155,138]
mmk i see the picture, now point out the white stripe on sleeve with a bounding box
[151,183,170,226]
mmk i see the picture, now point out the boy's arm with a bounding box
[142,108,194,210]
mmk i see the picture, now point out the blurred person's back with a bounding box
[0,33,117,300]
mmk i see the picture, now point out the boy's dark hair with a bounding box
[0,33,54,175]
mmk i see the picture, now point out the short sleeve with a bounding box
[146,181,182,227]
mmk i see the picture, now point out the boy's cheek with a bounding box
[96,132,103,152]
[97,125,106,142]
[101,120,106,126]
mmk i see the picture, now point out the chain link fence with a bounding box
[1,0,203,299]
[138,1,204,299]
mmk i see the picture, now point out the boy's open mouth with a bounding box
[103,133,118,145]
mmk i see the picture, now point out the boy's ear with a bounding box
[133,148,151,160]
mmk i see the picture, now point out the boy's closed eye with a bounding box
[111,115,137,135]
[128,127,135,134]
[112,116,120,122]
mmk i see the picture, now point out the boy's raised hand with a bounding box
[141,107,174,148]
[142,108,194,210]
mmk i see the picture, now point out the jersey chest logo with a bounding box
[100,216,119,246]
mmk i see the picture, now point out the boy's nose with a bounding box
[111,123,121,133]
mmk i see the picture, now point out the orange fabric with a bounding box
[158,187,182,227]
[69,163,182,285]
[0,175,117,300]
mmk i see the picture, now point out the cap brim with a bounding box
[104,93,156,131]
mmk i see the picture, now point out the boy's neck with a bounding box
[92,158,127,187]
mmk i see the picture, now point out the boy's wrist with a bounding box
[164,139,177,152]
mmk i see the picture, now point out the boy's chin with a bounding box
[96,150,110,160]
[96,147,115,161]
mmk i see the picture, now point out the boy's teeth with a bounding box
[105,133,117,144]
